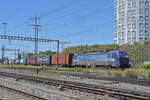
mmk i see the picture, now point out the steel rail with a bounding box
[2,67,150,86]
[0,72,149,100]
[0,84,47,100]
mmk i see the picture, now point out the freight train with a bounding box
[6,50,130,68]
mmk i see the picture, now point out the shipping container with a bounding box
[4,60,9,64]
[27,57,37,65]
[8,60,12,64]
[20,59,27,64]
[11,59,16,65]
[37,55,51,65]
[15,59,20,64]
[51,54,74,66]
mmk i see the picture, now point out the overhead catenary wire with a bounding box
[42,0,113,25]
[6,0,81,33]
[42,5,114,36]
[50,19,114,40]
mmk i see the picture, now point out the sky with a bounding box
[0,0,114,59]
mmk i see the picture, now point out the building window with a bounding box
[121,11,125,16]
[118,26,121,32]
[128,24,131,29]
[132,3,136,8]
[119,18,121,24]
[145,1,149,8]
[119,0,121,4]
[132,31,136,43]
[139,23,143,30]
[132,10,136,15]
[128,0,131,2]
[145,8,149,16]
[128,3,131,8]
[127,38,131,44]
[132,31,136,38]
[122,24,124,30]
[122,32,124,37]
[139,16,143,21]
[140,30,143,36]
[132,0,136,3]
[121,18,124,23]
[145,16,148,21]
[119,6,121,11]
[139,37,143,43]
[132,17,136,23]
[128,31,131,36]
[140,1,143,8]
[145,30,148,36]
[132,24,136,29]
[145,23,148,29]
[127,10,132,16]
[145,37,148,40]
[139,9,143,14]
[127,17,131,23]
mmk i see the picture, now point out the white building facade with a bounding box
[114,0,150,44]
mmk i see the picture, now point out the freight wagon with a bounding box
[20,59,27,65]
[37,55,51,65]
[51,54,74,66]
[4,60,9,65]
[11,59,16,65]
[27,56,37,65]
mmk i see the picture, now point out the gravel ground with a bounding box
[0,68,150,99]
[0,69,117,100]
[0,86,33,100]
[6,68,150,93]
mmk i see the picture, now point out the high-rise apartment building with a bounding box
[114,0,150,44]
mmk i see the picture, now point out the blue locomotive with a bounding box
[72,50,129,68]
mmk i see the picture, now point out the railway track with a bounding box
[0,83,46,100]
[0,72,149,100]
[3,67,150,86]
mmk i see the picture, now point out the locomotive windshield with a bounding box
[119,51,129,58]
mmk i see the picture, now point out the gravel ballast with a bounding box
[0,68,149,100]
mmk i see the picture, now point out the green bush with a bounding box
[124,70,137,78]
[141,64,150,69]
[114,72,122,77]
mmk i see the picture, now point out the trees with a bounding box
[27,50,56,57]
[38,50,56,56]
[144,40,150,46]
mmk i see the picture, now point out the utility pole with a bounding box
[30,15,41,56]
[2,22,11,44]
[57,40,59,66]
[1,45,5,64]
[1,46,20,64]
[60,42,70,49]
[2,22,6,35]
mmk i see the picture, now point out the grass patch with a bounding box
[141,64,150,69]
[1,64,150,78]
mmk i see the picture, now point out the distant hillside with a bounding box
[62,43,150,62]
